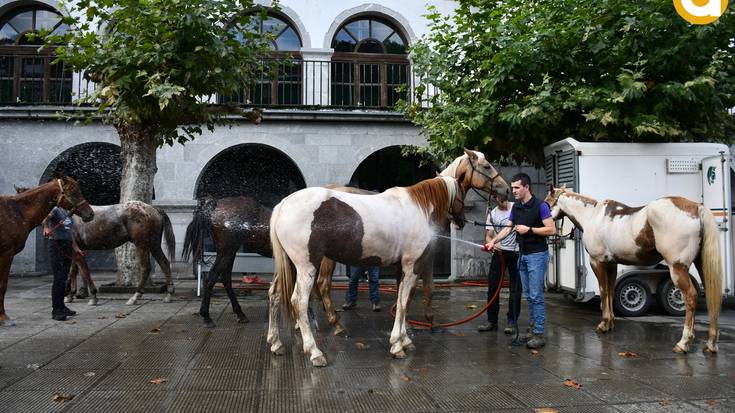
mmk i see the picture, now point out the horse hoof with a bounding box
[672,344,688,354]
[392,350,407,359]
[87,298,98,306]
[126,299,137,306]
[703,345,718,354]
[237,315,249,324]
[595,324,610,334]
[404,343,416,352]
[333,326,348,337]
[64,296,73,303]
[271,345,285,356]
[203,318,217,328]
[311,355,328,367]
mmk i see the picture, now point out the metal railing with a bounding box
[0,56,439,109]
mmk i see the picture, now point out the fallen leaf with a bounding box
[355,342,370,350]
[563,379,582,389]
[400,375,411,382]
[115,313,126,319]
[617,351,638,358]
[84,372,96,377]
[530,349,540,356]
[65,320,77,324]
[96,316,107,319]
[52,393,74,402]
[149,377,168,385]
[26,363,40,370]
[706,400,718,408]
[660,400,672,407]
[149,328,161,334]
[451,331,465,337]
[410,367,429,374]
[534,409,560,413]
[464,304,477,310]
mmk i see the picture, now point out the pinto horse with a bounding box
[544,186,722,354]
[0,177,94,326]
[268,149,509,366]
[69,201,176,306]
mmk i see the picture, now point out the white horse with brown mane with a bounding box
[544,186,722,354]
[267,150,509,366]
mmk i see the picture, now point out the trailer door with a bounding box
[701,153,733,297]
[546,149,580,294]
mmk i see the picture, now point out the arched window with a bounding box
[330,16,409,108]
[222,12,303,106]
[0,6,71,104]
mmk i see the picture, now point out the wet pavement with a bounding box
[1,273,734,413]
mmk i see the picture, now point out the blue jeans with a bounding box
[345,266,380,304]
[518,250,549,334]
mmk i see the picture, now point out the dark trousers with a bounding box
[487,249,521,325]
[48,240,72,315]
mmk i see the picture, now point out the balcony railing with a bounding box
[0,56,438,110]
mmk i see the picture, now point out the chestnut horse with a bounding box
[0,177,94,326]
[545,186,722,353]
[268,149,509,366]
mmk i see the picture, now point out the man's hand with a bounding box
[483,240,495,252]
[515,224,530,235]
[43,228,52,238]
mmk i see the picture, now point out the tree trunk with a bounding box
[114,121,158,286]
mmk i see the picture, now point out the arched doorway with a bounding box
[349,146,451,277]
[36,142,123,271]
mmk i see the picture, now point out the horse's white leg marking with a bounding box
[292,265,326,366]
[390,263,417,357]
[267,274,284,355]
[126,292,141,306]
[670,263,696,353]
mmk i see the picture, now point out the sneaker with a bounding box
[372,303,381,312]
[526,333,546,349]
[342,301,356,310]
[504,325,518,335]
[52,314,67,321]
[62,307,77,317]
[477,322,498,332]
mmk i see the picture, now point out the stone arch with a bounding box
[348,145,438,191]
[194,143,306,207]
[253,0,311,48]
[0,0,68,18]
[323,3,417,49]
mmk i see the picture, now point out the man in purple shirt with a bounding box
[485,173,555,349]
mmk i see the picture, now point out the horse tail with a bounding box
[181,199,215,263]
[699,205,722,342]
[158,209,176,262]
[270,203,297,319]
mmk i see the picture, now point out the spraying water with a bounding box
[434,234,487,250]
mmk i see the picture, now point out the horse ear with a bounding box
[435,171,441,177]
[547,183,554,193]
[560,183,567,189]
[463,148,478,161]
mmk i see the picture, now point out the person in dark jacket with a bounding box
[485,173,555,349]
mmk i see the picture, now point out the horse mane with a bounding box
[440,151,486,178]
[566,191,598,207]
[406,177,453,223]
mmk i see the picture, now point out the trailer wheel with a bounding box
[614,278,652,317]
[656,278,697,317]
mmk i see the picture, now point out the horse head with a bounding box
[445,149,510,201]
[544,184,568,219]
[57,176,94,222]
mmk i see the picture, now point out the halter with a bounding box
[463,157,504,203]
[545,188,576,241]
[55,179,89,215]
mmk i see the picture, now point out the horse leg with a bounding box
[150,245,174,303]
[390,262,417,358]
[65,262,77,304]
[126,247,151,305]
[76,258,98,306]
[421,269,435,331]
[317,258,346,336]
[221,251,248,324]
[292,265,327,367]
[671,263,697,353]
[266,272,285,355]
[693,257,719,354]
[604,262,617,331]
[0,256,15,326]
[590,259,613,333]
[199,262,221,328]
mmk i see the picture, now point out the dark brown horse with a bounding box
[0,177,94,326]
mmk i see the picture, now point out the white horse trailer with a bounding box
[544,138,734,316]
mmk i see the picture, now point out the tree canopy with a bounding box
[406,0,735,164]
[46,0,274,146]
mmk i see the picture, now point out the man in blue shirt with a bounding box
[485,173,555,349]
